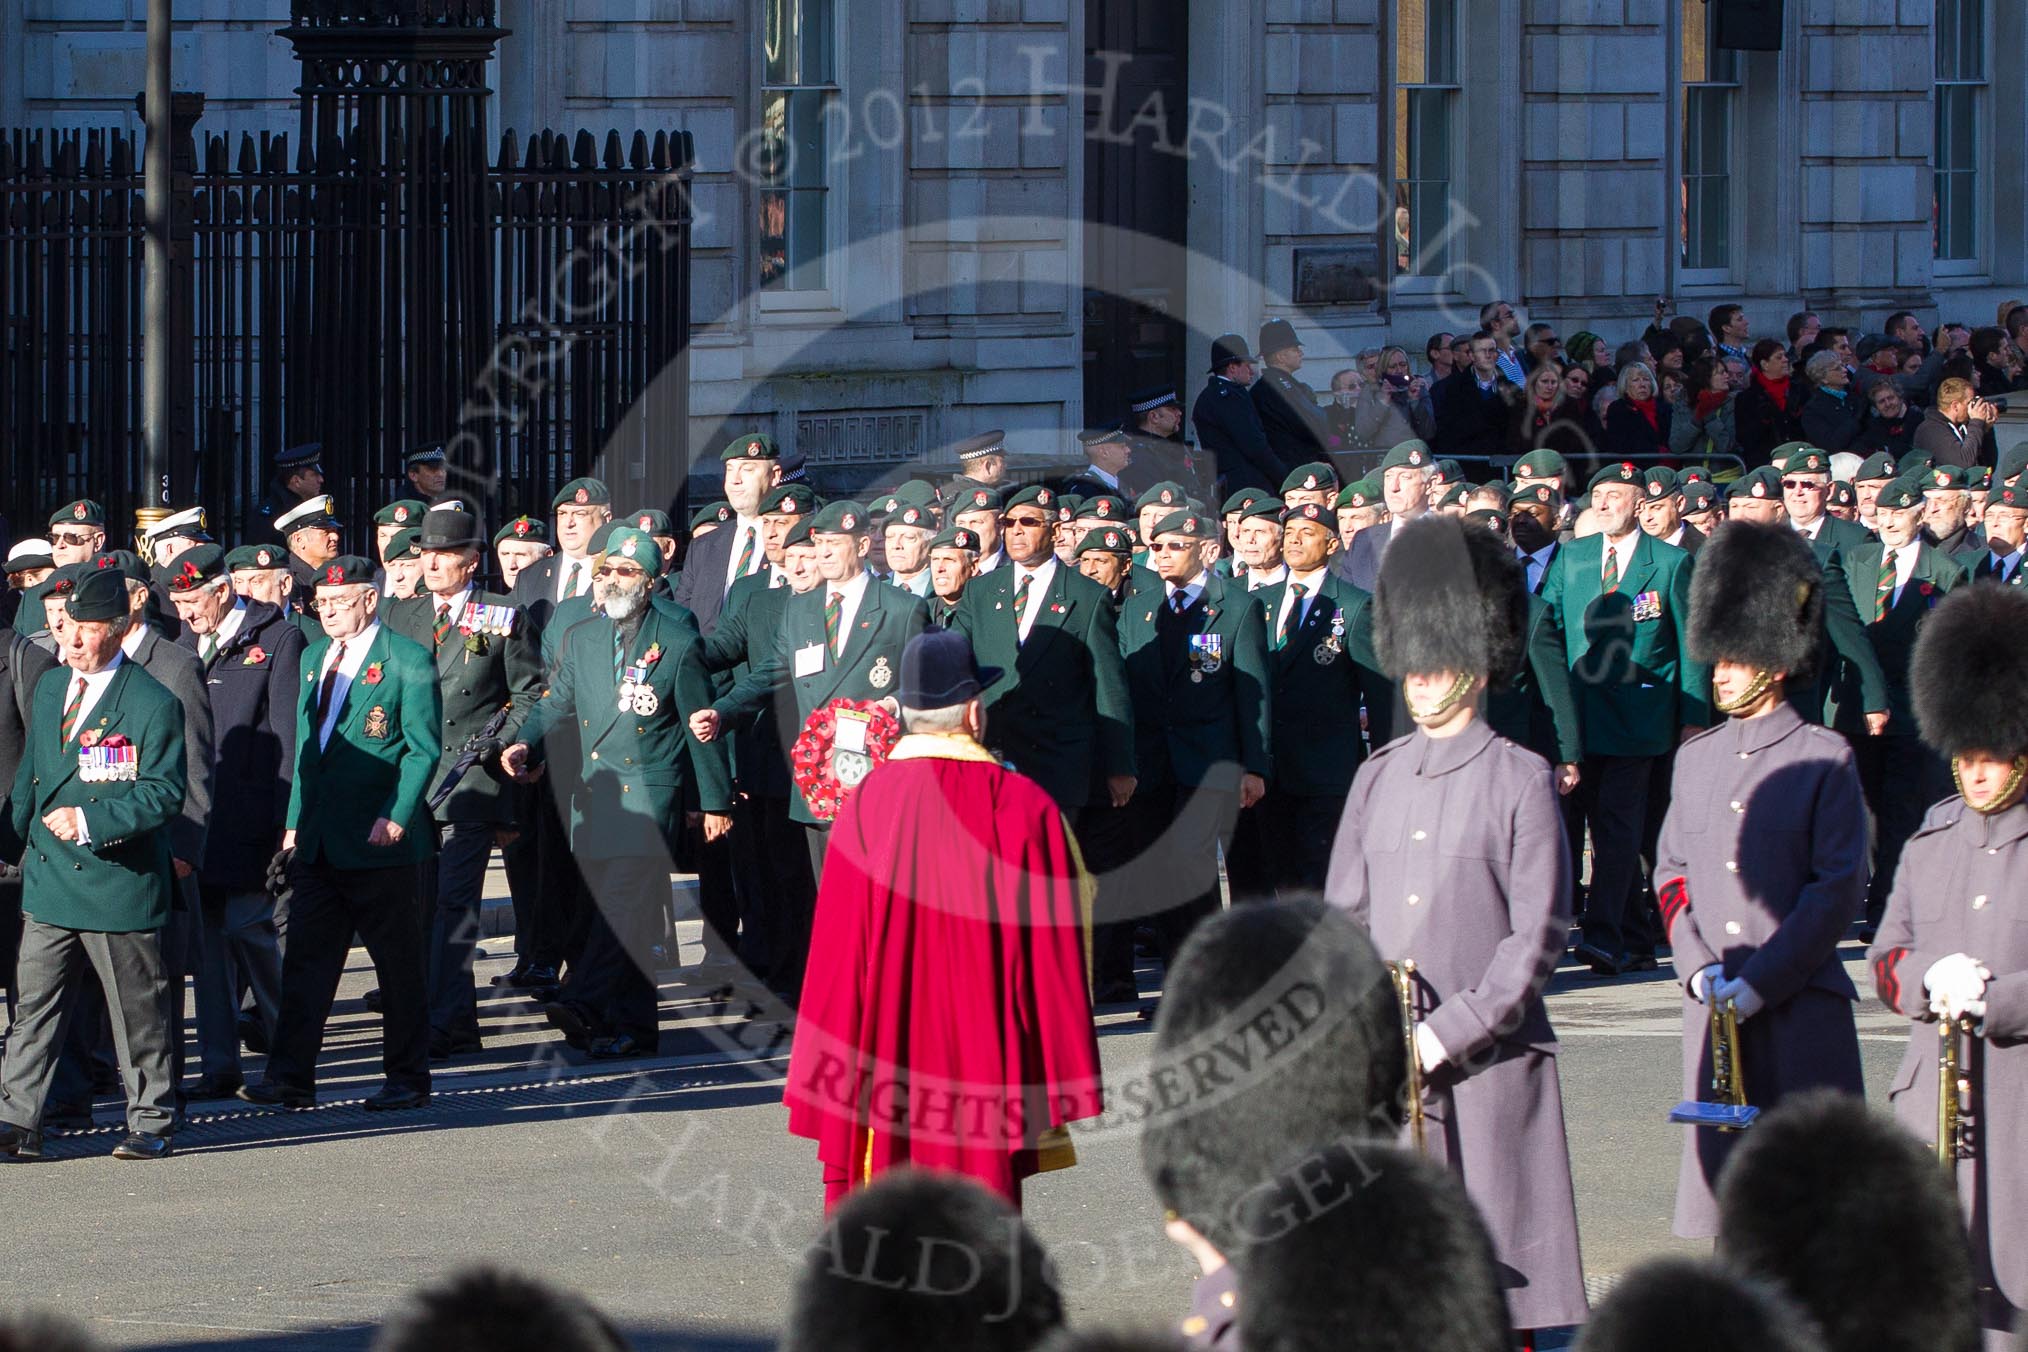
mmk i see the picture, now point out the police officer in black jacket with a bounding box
[1251,318,1332,474]
[1192,334,1283,496]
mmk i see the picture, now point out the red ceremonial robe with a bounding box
[784,732,1104,1209]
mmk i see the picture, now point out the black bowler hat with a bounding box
[418,506,482,550]
[898,630,1002,711]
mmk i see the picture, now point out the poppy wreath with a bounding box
[791,698,903,822]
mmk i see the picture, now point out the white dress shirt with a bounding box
[1886,542,1924,605]
[1245,564,1288,592]
[823,571,873,656]
[1163,575,1208,612]
[62,652,126,742]
[197,601,248,664]
[314,622,381,751]
[554,556,593,604]
[722,517,764,596]
[430,586,473,632]
[1009,558,1055,643]
[1275,567,1326,637]
[1600,530,1640,587]
[975,549,1006,576]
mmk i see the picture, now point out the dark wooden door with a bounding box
[1082,0,1189,429]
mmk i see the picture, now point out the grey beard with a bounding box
[602,586,648,621]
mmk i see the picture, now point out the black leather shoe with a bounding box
[427,1032,485,1062]
[0,1123,43,1160]
[111,1132,171,1160]
[1092,980,1140,1006]
[42,1103,93,1132]
[1574,942,1623,977]
[1625,954,1660,973]
[587,1034,651,1060]
[186,1073,245,1100]
[543,1002,593,1050]
[361,1085,428,1112]
[490,962,532,988]
[362,987,384,1014]
[237,1081,315,1109]
[238,1013,270,1056]
[526,983,563,1004]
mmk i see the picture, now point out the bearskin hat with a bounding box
[1574,1257,1828,1352]
[1372,515,1528,684]
[1687,520,1824,683]
[782,1170,1063,1352]
[1234,1146,1510,1352]
[368,1265,628,1352]
[1716,1091,1979,1352]
[1140,898,1404,1258]
[1912,583,2028,760]
[1034,1330,1185,1352]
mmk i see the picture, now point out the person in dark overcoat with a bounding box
[1654,521,1868,1238]
[1869,582,2028,1348]
[1324,515,1589,1337]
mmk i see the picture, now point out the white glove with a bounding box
[1925,953,1991,1021]
[1413,1021,1448,1075]
[1690,964,1724,1004]
[1710,976,1765,1022]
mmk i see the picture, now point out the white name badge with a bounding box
[794,643,827,678]
[834,710,870,755]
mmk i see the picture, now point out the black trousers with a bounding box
[1121,779,1237,966]
[501,782,544,962]
[692,817,740,966]
[1257,789,1348,897]
[1576,753,1660,960]
[1855,733,1950,925]
[564,855,668,1047]
[0,869,22,1020]
[528,778,591,970]
[733,794,816,998]
[422,820,494,1042]
[1074,797,1143,993]
[1222,803,1273,906]
[266,856,429,1095]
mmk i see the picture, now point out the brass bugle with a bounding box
[1389,958,1426,1154]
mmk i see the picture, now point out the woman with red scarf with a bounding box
[1604,361,1673,461]
[1734,338,1808,459]
[1669,356,1738,468]
[1513,362,1596,476]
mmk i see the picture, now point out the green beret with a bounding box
[1999,447,2028,484]
[1438,481,1472,509]
[1279,461,1339,495]
[1588,460,1645,492]
[1378,440,1432,472]
[1875,476,1925,511]
[1780,446,1831,475]
[380,527,422,564]
[1056,495,1083,522]
[949,485,1005,516]
[1221,487,1267,516]
[719,432,781,462]
[1240,498,1286,523]
[1281,503,1333,528]
[1924,465,1969,492]
[312,555,376,588]
[1135,482,1189,512]
[551,477,611,509]
[760,486,817,517]
[809,500,872,535]
[1003,484,1057,513]
[1510,480,1559,508]
[67,568,128,622]
[374,499,427,528]
[1901,449,1935,476]
[602,526,662,571]
[1767,441,1813,467]
[1729,466,1784,501]
[1335,477,1379,509]
[1432,458,1464,484]
[1079,494,1131,524]
[48,499,106,531]
[95,550,149,584]
[884,503,937,531]
[1474,481,1513,512]
[1150,509,1217,540]
[628,509,675,536]
[1681,480,1718,510]
[1513,449,1569,479]
[227,544,289,572]
[930,526,981,554]
[1075,526,1134,558]
[784,519,817,550]
[1970,466,1992,490]
[1642,467,1682,498]
[1853,452,1900,483]
[1989,482,2028,509]
[493,515,550,548]
[153,543,227,592]
[880,480,939,513]
[1828,480,1857,509]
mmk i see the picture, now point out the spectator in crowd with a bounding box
[1914,376,1999,470]
[1736,339,1808,460]
[1355,348,1382,382]
[1649,331,1686,380]
[1525,321,1564,371]
[1659,368,1687,412]
[1516,362,1594,475]
[1604,362,1672,459]
[1349,346,1432,458]
[1786,310,1821,360]
[1481,299,1526,385]
[1324,368,1364,455]
[1857,378,1919,459]
[1433,331,1523,458]
[1710,303,1753,365]
[1799,349,1866,452]
[1671,356,1737,467]
[1424,331,1457,383]
[1565,330,1605,377]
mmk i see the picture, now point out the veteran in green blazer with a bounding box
[1839,477,1969,926]
[953,484,1135,813]
[505,527,732,1059]
[1541,462,1709,974]
[0,570,186,1159]
[1251,502,1391,892]
[1116,507,1270,958]
[244,558,442,1113]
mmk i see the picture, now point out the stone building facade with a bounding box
[3,0,2021,485]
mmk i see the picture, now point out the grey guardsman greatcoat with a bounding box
[1655,703,1869,1236]
[1324,717,1588,1331]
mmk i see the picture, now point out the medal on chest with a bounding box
[77,743,138,783]
[868,655,893,691]
[1315,609,1344,665]
[1630,589,1663,623]
[619,664,659,716]
[1188,633,1224,682]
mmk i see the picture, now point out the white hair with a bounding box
[900,704,968,734]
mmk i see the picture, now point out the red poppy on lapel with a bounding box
[362,661,385,685]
